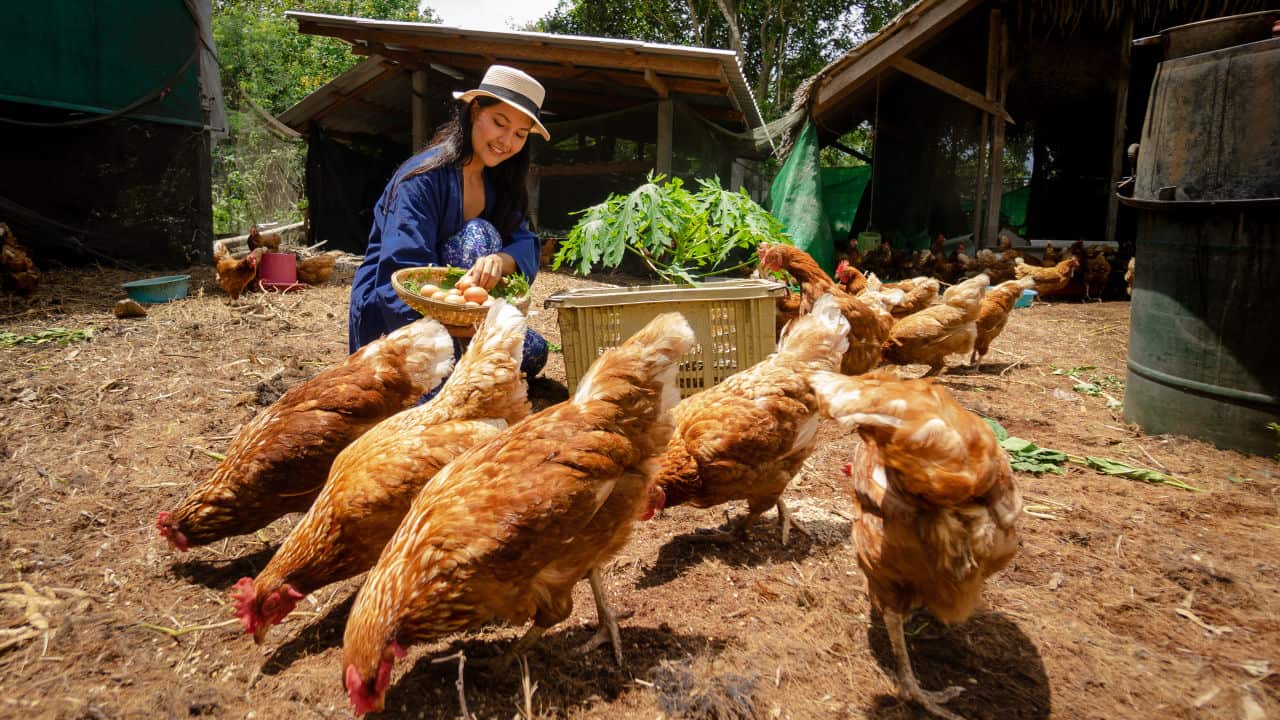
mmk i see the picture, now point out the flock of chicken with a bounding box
[156,238,1033,720]
[764,240,1072,378]
[848,232,1121,302]
[213,225,344,300]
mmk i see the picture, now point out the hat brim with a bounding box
[454,89,551,141]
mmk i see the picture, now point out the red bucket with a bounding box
[259,252,297,285]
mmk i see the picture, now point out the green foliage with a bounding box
[983,417,1201,490]
[553,174,789,284]
[0,327,95,348]
[1052,364,1124,409]
[210,1,435,233]
[1269,422,1280,464]
[984,418,1067,474]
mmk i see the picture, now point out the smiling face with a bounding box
[469,101,532,168]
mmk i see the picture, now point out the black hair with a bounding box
[385,96,533,239]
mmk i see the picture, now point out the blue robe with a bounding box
[348,146,542,359]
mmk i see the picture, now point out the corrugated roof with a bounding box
[279,11,764,133]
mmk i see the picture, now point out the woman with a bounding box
[348,65,550,377]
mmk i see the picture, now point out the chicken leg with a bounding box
[576,568,623,665]
[884,610,966,720]
[687,496,808,546]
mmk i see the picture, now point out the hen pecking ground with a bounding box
[0,266,1276,720]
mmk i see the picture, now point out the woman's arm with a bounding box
[370,177,445,331]
[500,218,541,279]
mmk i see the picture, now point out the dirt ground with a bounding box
[1,265,1276,720]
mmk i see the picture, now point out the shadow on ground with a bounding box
[864,611,1051,720]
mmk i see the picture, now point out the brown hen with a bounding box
[0,223,40,296]
[156,317,455,551]
[883,274,989,376]
[296,251,343,286]
[654,294,850,544]
[232,301,530,642]
[214,244,264,300]
[246,224,282,253]
[341,312,696,715]
[811,370,1022,720]
[757,243,892,375]
[1014,255,1079,296]
[971,277,1034,368]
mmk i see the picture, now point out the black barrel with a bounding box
[1121,11,1280,456]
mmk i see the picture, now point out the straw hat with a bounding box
[453,65,550,140]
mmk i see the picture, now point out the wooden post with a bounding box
[656,99,673,176]
[982,10,1008,246]
[973,8,1000,247]
[730,158,745,192]
[411,69,430,151]
[1105,16,1134,246]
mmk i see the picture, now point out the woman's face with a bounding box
[470,101,532,168]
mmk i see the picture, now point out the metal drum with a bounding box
[1122,11,1280,456]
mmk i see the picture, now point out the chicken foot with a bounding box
[575,568,624,665]
[687,498,808,546]
[884,610,966,720]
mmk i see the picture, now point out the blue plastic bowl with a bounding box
[1014,288,1037,309]
[121,274,191,303]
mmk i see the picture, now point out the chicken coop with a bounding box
[546,279,786,398]
[274,13,778,254]
[0,0,225,266]
[769,0,1273,282]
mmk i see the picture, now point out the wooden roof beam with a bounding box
[308,23,726,79]
[813,0,982,121]
[890,58,1012,123]
[644,69,670,98]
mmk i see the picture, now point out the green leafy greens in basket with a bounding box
[553,173,789,284]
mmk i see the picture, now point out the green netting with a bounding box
[961,184,1030,235]
[1000,185,1030,234]
[820,165,871,243]
[770,121,834,274]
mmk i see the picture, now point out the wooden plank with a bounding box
[813,0,982,122]
[656,99,674,175]
[644,68,670,98]
[313,66,403,123]
[1105,16,1134,246]
[307,22,726,79]
[982,10,1008,246]
[891,58,1012,123]
[411,69,429,151]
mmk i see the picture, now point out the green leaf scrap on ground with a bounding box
[0,327,95,348]
[982,417,1201,491]
[1052,365,1124,408]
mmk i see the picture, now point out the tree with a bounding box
[535,0,867,120]
[209,1,437,233]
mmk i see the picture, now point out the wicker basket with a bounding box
[545,278,786,398]
[391,266,530,327]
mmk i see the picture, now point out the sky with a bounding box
[421,0,562,32]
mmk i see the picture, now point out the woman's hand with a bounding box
[460,252,515,291]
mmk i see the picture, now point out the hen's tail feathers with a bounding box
[469,299,527,367]
[573,312,696,415]
[811,370,1010,505]
[432,300,530,421]
[778,293,850,365]
[810,370,907,433]
[371,317,455,395]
